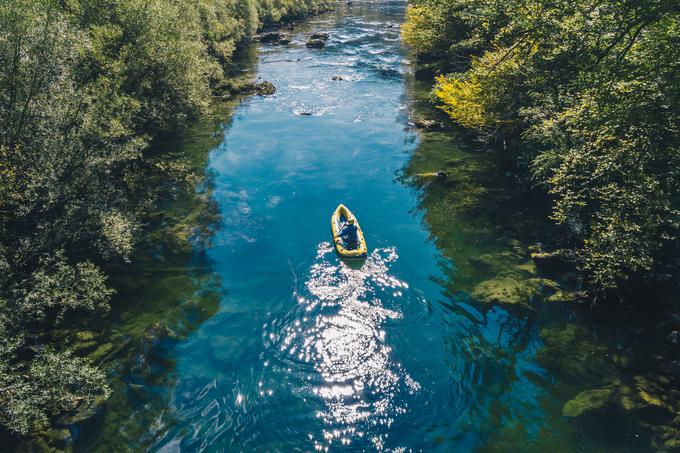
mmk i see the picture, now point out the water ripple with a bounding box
[264,243,421,450]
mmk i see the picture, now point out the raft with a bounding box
[331,204,368,258]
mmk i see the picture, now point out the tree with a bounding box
[403,0,680,292]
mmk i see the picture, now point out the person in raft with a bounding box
[340,217,359,249]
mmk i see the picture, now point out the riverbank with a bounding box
[0,0,337,449]
[403,41,680,453]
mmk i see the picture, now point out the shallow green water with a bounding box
[78,1,665,451]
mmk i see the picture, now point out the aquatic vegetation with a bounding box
[535,320,680,451]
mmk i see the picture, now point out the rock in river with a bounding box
[214,79,276,97]
[310,32,329,41]
[254,81,276,96]
[306,38,326,49]
[257,31,284,43]
[472,276,559,307]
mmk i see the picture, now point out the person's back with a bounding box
[340,218,358,248]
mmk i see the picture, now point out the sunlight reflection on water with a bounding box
[266,243,420,450]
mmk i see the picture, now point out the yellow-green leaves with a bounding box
[434,74,486,129]
[433,46,528,131]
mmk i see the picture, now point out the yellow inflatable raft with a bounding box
[331,204,368,258]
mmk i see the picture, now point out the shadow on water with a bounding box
[400,47,668,453]
[73,93,256,451]
[339,255,368,270]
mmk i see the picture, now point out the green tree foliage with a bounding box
[403,0,680,292]
[0,0,332,437]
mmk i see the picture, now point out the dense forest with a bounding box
[0,0,332,440]
[402,0,680,295]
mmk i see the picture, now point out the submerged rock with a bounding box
[469,251,534,278]
[29,428,73,452]
[128,322,177,378]
[471,276,558,306]
[128,383,152,400]
[332,75,344,81]
[563,375,672,418]
[73,340,98,355]
[562,387,616,417]
[75,331,97,341]
[142,322,176,346]
[545,290,576,303]
[279,38,291,45]
[87,342,114,363]
[306,38,326,49]
[537,324,617,383]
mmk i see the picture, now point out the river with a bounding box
[79,1,661,451]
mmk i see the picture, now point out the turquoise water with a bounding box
[82,1,657,451]
[154,3,474,450]
[159,4,461,449]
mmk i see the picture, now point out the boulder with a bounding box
[306,38,326,49]
[257,31,283,43]
[332,75,344,81]
[254,81,276,96]
[310,32,329,41]
[279,38,291,45]
[213,79,276,97]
